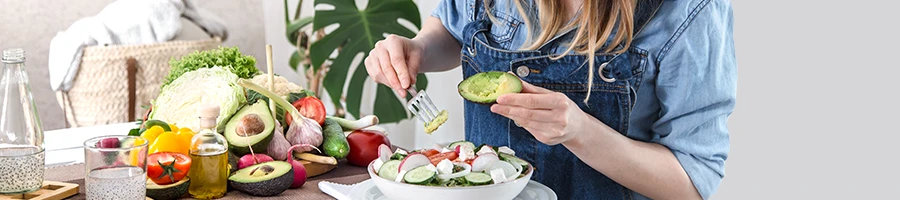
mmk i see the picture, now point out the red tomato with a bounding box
[427,152,459,166]
[465,159,475,166]
[286,96,326,126]
[146,152,191,185]
[421,149,440,157]
[346,130,392,167]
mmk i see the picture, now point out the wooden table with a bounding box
[44,159,369,199]
[41,123,371,199]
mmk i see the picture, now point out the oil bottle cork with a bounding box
[198,104,220,129]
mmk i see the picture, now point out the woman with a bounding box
[364,0,735,199]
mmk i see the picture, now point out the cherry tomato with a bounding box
[285,96,326,126]
[421,149,440,157]
[428,152,459,166]
[147,152,191,185]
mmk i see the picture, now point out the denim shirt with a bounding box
[433,0,736,199]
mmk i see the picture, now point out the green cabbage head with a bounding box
[150,66,245,131]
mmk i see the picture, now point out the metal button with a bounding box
[467,47,476,56]
[516,65,530,77]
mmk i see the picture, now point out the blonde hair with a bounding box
[486,0,636,102]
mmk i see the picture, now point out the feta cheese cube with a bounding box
[436,159,454,174]
[498,146,515,156]
[373,159,385,172]
[394,148,408,155]
[395,170,407,182]
[490,168,508,184]
[477,146,496,155]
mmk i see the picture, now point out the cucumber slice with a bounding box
[378,160,402,181]
[403,166,436,185]
[499,153,529,168]
[464,172,493,185]
[448,141,475,151]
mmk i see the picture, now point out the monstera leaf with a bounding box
[311,0,425,123]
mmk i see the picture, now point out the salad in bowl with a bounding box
[367,141,534,200]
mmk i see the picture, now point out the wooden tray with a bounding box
[0,181,78,200]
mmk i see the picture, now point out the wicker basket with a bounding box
[57,38,222,127]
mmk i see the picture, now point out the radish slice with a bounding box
[398,154,430,173]
[437,163,471,180]
[471,153,499,172]
[378,144,392,162]
[489,160,517,177]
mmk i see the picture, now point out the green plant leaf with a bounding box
[373,84,408,123]
[286,16,314,45]
[289,50,301,71]
[312,0,421,123]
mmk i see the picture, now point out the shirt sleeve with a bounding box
[651,1,736,199]
[430,0,470,46]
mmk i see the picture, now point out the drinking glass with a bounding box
[83,135,147,200]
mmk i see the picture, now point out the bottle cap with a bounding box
[2,48,25,63]
[199,104,220,119]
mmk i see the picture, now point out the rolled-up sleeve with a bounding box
[652,1,736,199]
[430,0,470,45]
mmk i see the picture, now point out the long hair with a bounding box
[486,0,636,102]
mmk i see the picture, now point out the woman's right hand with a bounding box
[365,34,424,98]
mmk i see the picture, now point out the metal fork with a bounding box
[405,85,442,125]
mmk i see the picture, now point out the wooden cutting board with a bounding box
[0,181,78,200]
[301,160,337,177]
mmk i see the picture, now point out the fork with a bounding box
[405,85,442,126]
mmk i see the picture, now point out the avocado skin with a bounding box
[457,71,523,104]
[146,177,190,200]
[228,162,295,196]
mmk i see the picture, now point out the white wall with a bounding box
[262,0,467,149]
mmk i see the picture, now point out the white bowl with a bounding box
[367,160,534,200]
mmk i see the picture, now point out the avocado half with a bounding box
[146,177,190,200]
[228,161,294,197]
[224,101,275,156]
[458,71,523,104]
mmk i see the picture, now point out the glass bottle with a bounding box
[0,48,45,194]
[188,104,228,199]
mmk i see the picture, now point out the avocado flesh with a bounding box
[224,101,275,156]
[228,161,294,197]
[424,110,449,134]
[146,177,190,200]
[458,71,523,104]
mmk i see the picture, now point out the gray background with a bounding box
[2,0,899,199]
[717,0,900,199]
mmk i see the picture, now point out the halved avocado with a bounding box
[146,177,190,200]
[228,161,294,197]
[458,71,523,104]
[224,101,275,156]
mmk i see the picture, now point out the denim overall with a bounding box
[460,1,662,199]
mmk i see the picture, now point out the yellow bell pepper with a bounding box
[140,126,164,143]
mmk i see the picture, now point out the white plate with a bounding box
[348,179,557,200]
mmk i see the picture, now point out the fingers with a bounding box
[496,93,566,109]
[490,104,559,123]
[384,35,411,89]
[373,43,405,96]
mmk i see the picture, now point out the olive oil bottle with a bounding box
[188,105,229,199]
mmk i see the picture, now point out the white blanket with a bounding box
[48,0,227,91]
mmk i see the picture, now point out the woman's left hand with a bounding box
[490,80,595,145]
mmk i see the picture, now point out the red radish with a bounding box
[288,157,307,188]
[238,154,274,169]
[398,154,430,173]
[471,153,499,172]
[378,144,392,162]
[285,144,319,188]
